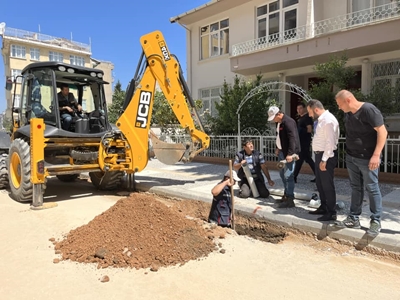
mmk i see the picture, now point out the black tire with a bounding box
[8,139,33,202]
[8,139,46,202]
[56,174,79,182]
[0,152,9,189]
[89,171,123,191]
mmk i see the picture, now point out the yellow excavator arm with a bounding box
[112,30,210,173]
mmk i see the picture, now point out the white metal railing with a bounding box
[168,134,400,174]
[3,27,91,54]
[232,3,400,56]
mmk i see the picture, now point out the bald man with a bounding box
[334,90,387,235]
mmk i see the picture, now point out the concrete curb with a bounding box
[135,182,400,253]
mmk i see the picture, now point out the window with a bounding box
[11,69,22,84]
[11,45,26,58]
[200,19,229,60]
[372,59,400,103]
[30,48,40,61]
[199,86,223,117]
[49,51,63,62]
[256,0,298,43]
[70,55,85,66]
[350,0,393,25]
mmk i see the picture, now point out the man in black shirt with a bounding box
[334,90,387,236]
[57,83,82,130]
[293,102,316,183]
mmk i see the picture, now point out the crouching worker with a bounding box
[234,139,275,198]
[208,170,241,227]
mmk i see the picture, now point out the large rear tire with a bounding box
[89,171,123,190]
[8,139,46,202]
[0,152,9,189]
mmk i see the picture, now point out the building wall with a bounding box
[1,26,114,119]
[178,0,400,132]
[91,60,114,105]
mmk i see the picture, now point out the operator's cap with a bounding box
[267,106,280,121]
[224,170,241,181]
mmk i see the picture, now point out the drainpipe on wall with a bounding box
[174,21,192,96]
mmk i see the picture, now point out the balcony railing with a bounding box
[2,27,91,54]
[232,3,400,57]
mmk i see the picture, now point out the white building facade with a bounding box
[170,0,400,134]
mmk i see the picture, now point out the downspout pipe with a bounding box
[171,20,193,96]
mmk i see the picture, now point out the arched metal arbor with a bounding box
[236,81,312,148]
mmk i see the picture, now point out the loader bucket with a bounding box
[150,132,187,165]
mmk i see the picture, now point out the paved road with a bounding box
[1,175,400,300]
[135,159,400,253]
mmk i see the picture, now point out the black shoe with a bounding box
[317,213,337,221]
[310,178,316,183]
[309,207,327,215]
[275,195,286,203]
[278,197,295,208]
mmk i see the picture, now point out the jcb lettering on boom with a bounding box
[159,41,170,61]
[135,91,152,128]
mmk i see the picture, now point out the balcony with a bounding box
[232,3,400,57]
[2,27,91,54]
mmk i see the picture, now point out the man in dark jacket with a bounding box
[268,106,300,208]
[234,139,275,198]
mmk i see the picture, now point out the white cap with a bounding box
[267,106,280,121]
[224,170,241,181]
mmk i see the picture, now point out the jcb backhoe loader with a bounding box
[0,30,210,206]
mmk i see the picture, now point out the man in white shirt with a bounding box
[306,100,340,221]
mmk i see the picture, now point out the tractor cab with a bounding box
[10,62,111,136]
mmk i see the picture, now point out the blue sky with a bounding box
[0,0,207,112]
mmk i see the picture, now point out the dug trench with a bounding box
[51,192,400,272]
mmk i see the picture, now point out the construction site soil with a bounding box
[52,192,400,271]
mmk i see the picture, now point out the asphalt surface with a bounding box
[134,159,400,253]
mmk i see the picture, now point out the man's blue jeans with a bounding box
[61,113,73,130]
[278,151,296,198]
[346,154,382,222]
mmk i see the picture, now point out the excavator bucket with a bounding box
[150,131,187,165]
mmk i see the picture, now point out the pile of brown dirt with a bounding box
[54,193,218,270]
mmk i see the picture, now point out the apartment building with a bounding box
[170,0,400,133]
[0,24,114,119]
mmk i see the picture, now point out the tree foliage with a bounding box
[308,54,399,133]
[204,74,276,135]
[107,81,126,124]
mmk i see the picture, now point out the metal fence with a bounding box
[3,27,91,54]
[167,134,400,174]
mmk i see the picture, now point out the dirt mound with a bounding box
[54,193,217,270]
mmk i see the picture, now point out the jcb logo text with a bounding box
[159,41,170,61]
[135,91,152,128]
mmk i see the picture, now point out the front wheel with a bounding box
[8,139,33,202]
[8,139,46,202]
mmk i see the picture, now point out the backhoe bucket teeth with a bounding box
[150,133,187,165]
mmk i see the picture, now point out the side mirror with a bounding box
[5,77,13,91]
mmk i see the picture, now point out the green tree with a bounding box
[309,54,399,132]
[107,81,125,124]
[205,74,275,135]
[151,90,203,133]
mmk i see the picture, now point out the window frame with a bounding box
[11,45,26,59]
[256,0,299,42]
[200,18,230,60]
[49,51,63,62]
[30,48,40,61]
[70,55,85,66]
[198,86,223,117]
